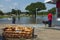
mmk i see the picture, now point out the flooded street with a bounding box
[0,16,48,24]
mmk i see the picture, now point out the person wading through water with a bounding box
[48,12,52,27]
[12,14,16,24]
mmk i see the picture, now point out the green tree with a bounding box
[11,9,21,15]
[0,10,4,15]
[11,9,16,15]
[48,7,56,15]
[38,12,48,15]
[6,12,11,15]
[25,2,46,18]
[16,10,21,15]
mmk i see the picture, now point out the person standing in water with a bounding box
[12,14,16,24]
[48,12,52,27]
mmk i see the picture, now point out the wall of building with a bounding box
[55,0,60,26]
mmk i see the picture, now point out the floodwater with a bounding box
[0,16,56,24]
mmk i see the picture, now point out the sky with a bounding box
[0,0,56,12]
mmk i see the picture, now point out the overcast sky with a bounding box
[0,0,56,12]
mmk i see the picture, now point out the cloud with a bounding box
[0,4,4,8]
[13,2,18,6]
[9,6,15,9]
[0,4,8,12]
[0,7,6,12]
[0,4,4,11]
[5,0,11,2]
[9,2,19,9]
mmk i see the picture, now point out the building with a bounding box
[45,0,56,4]
[45,0,60,26]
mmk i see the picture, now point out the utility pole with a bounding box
[36,8,38,24]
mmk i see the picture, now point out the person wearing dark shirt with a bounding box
[48,12,52,27]
[12,14,16,24]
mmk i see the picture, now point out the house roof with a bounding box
[44,0,56,4]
